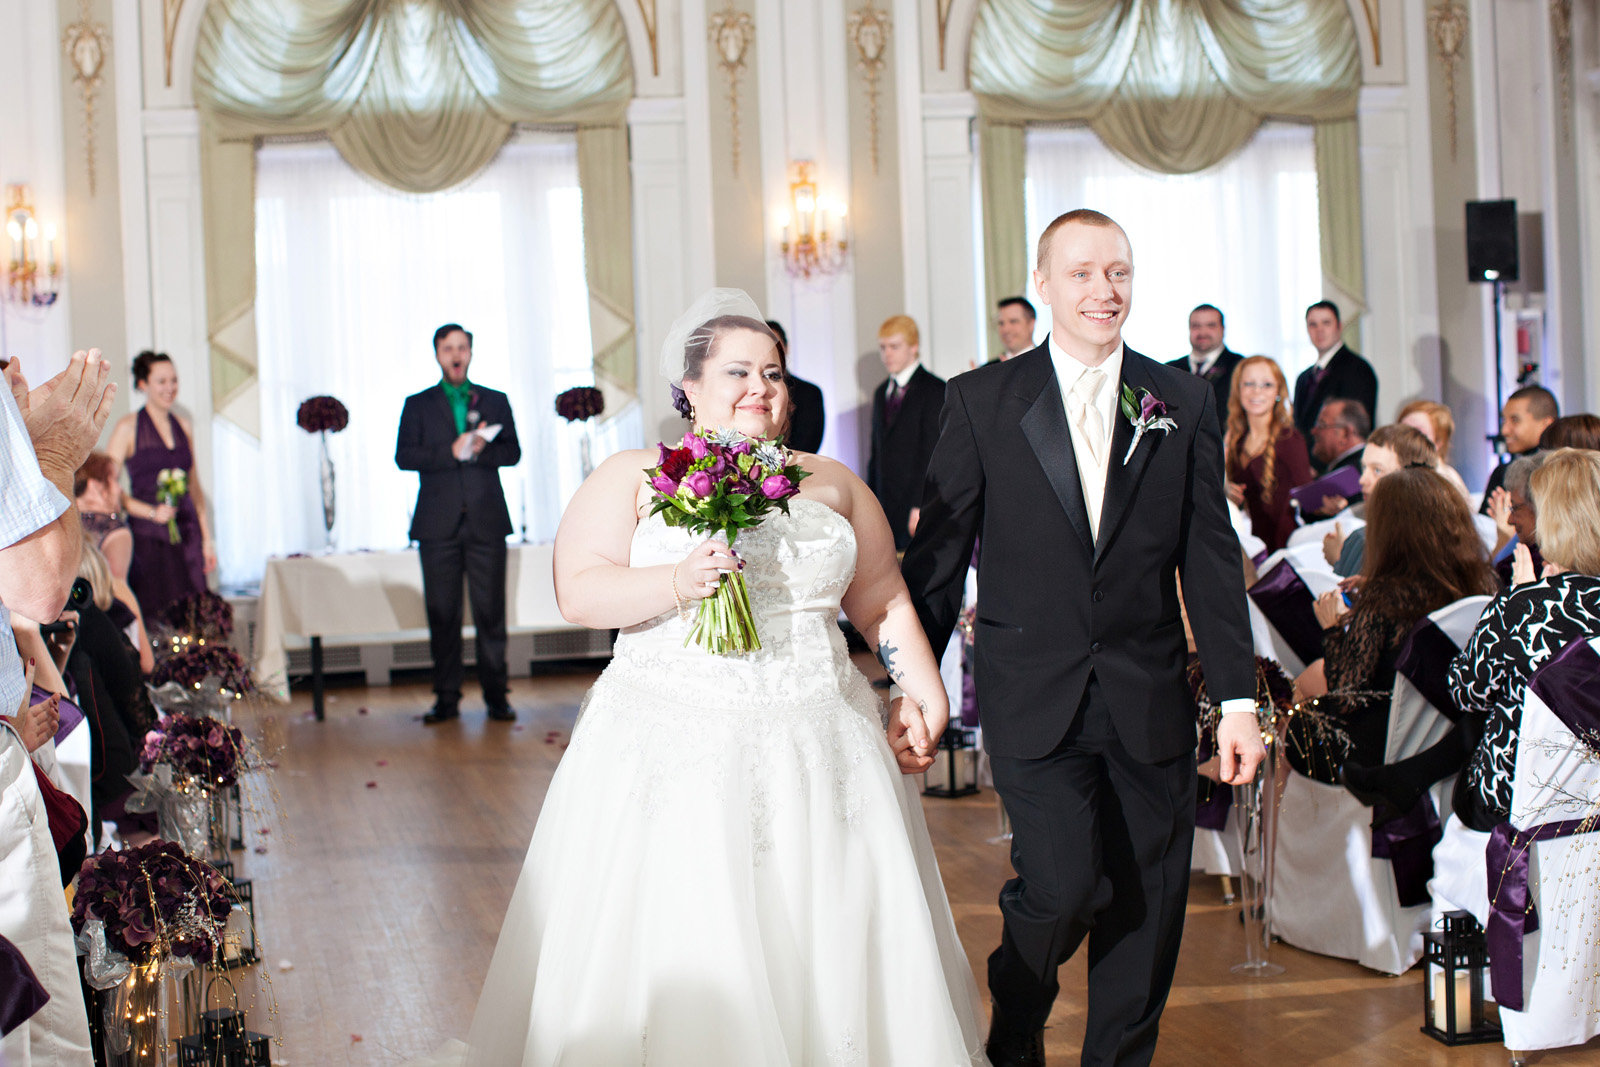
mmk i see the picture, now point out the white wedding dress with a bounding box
[436,499,987,1066]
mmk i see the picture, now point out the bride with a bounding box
[439,290,988,1065]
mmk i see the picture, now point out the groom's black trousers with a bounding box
[987,676,1197,1067]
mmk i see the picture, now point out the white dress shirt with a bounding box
[1190,345,1224,376]
[887,361,920,392]
[1314,344,1341,371]
[1049,336,1257,720]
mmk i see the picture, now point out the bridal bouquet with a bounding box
[155,467,187,544]
[645,428,807,654]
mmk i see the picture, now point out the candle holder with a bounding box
[3,184,61,310]
[1421,910,1501,1045]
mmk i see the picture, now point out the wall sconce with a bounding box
[4,185,61,308]
[777,162,848,281]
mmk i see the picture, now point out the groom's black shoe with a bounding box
[985,1002,1045,1067]
[485,702,516,722]
[423,702,459,725]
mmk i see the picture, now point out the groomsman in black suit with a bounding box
[1165,303,1242,416]
[904,210,1261,1067]
[766,320,826,454]
[992,296,1038,363]
[396,324,521,724]
[1291,300,1378,440]
[867,314,945,550]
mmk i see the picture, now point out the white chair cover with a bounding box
[1497,637,1600,1053]
[1472,512,1498,555]
[1428,813,1491,926]
[1272,596,1490,974]
[1285,509,1362,549]
[1249,562,1342,677]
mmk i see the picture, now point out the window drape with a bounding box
[213,136,640,587]
[971,0,1364,352]
[191,0,636,430]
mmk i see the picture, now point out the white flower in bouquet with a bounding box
[155,467,188,544]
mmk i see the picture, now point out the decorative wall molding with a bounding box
[1552,0,1573,145]
[847,4,891,174]
[635,0,660,76]
[936,0,954,70]
[1359,0,1382,65]
[708,4,754,174]
[162,0,184,86]
[62,0,110,194]
[1427,0,1469,160]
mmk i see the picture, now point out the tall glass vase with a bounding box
[319,429,336,550]
[1231,730,1284,976]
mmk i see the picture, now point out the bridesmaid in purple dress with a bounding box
[106,351,215,617]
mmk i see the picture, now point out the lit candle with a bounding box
[6,218,21,270]
[796,186,816,239]
[775,211,791,249]
[1431,970,1473,1033]
[22,217,37,268]
[835,205,849,246]
[43,223,56,274]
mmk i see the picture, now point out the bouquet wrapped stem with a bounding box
[688,567,761,654]
[156,467,187,544]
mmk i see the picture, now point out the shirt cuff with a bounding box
[1219,698,1257,717]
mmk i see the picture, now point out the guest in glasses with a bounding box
[1224,356,1312,553]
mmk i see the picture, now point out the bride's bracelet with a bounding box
[669,562,689,620]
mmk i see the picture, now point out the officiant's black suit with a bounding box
[867,364,945,550]
[1290,344,1377,440]
[396,384,520,713]
[903,343,1255,1065]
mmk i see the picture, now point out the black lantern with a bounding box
[923,725,980,798]
[1421,910,1501,1045]
[208,859,259,969]
[178,977,271,1066]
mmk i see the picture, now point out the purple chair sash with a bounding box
[1486,818,1595,1011]
[1484,639,1600,1011]
[1394,617,1466,722]
[1247,561,1321,665]
[1369,792,1443,907]
[1528,637,1600,757]
[0,933,49,1037]
[30,684,83,747]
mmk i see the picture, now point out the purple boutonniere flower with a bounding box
[1119,383,1178,465]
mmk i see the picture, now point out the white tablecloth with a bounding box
[254,543,573,701]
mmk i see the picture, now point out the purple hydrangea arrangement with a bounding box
[139,713,248,789]
[150,645,254,697]
[72,841,232,965]
[158,590,235,642]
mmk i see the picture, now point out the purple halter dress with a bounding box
[125,408,206,617]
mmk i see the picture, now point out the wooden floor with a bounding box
[215,662,1596,1066]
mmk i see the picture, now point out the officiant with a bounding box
[396,324,521,725]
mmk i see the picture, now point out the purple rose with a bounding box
[649,473,680,496]
[760,474,795,500]
[727,440,753,456]
[1139,393,1167,420]
[683,471,714,497]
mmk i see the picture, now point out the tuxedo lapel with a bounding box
[1095,351,1160,565]
[432,385,457,433]
[1015,350,1094,555]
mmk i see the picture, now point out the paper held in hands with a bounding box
[455,423,502,460]
[473,423,502,442]
[1288,464,1361,513]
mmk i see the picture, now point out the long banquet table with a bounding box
[254,543,591,717]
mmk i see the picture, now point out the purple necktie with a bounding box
[885,380,904,422]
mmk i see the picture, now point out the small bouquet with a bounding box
[72,840,233,972]
[555,385,604,422]
[645,427,807,654]
[150,644,254,697]
[158,590,235,643]
[140,714,248,791]
[296,394,349,434]
[155,468,187,544]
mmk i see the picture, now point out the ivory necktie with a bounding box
[1073,368,1106,465]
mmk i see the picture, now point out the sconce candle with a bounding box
[43,225,56,275]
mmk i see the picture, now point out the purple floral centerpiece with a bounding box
[72,841,232,968]
[295,395,349,434]
[140,713,248,790]
[555,385,604,422]
[158,590,235,643]
[151,645,254,697]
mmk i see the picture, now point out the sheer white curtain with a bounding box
[215,131,639,588]
[1023,122,1321,376]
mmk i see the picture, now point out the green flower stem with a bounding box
[683,571,761,655]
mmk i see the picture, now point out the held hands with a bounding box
[886,694,946,775]
[1313,589,1349,629]
[1215,712,1266,785]
[672,540,740,602]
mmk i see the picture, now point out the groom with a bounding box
[903,209,1263,1066]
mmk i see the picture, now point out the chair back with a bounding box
[1384,595,1492,764]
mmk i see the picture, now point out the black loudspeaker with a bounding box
[1465,200,1519,283]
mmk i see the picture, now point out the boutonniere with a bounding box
[1119,383,1177,465]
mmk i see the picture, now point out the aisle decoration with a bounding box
[296,394,349,547]
[556,385,605,479]
[645,428,807,654]
[156,468,188,544]
[127,712,255,859]
[71,842,234,1063]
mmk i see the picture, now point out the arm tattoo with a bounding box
[876,639,906,683]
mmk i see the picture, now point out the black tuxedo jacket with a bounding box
[1166,347,1243,419]
[786,374,826,454]
[396,383,521,541]
[1291,345,1378,439]
[867,365,945,549]
[902,343,1255,763]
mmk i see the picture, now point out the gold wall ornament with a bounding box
[1551,0,1573,147]
[847,4,892,175]
[1427,0,1469,161]
[708,5,754,176]
[62,0,110,195]
[636,0,660,77]
[936,0,955,70]
[162,0,185,86]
